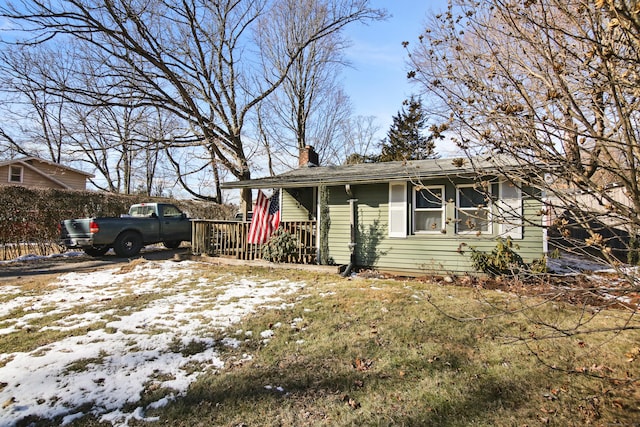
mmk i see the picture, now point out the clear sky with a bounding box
[342,0,449,138]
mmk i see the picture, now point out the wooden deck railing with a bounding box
[191,220,317,264]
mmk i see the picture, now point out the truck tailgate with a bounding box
[61,219,92,237]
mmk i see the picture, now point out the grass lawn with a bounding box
[1,260,638,426]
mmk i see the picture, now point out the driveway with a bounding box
[0,247,191,281]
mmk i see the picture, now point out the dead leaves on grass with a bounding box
[343,358,373,410]
[352,357,373,372]
[342,394,361,409]
[625,347,640,363]
[574,364,615,375]
[116,258,147,274]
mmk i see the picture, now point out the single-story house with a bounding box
[221,147,546,276]
[0,157,93,190]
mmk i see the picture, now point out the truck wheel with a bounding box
[114,231,143,257]
[82,245,110,257]
[163,240,181,249]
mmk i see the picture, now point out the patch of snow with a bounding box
[0,260,306,426]
[260,329,275,339]
[0,251,85,265]
[546,251,613,275]
[264,385,285,393]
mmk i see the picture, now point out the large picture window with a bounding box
[413,185,445,233]
[456,185,492,234]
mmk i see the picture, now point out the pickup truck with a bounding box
[59,203,192,257]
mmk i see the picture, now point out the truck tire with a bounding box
[163,240,181,249]
[82,245,110,257]
[113,231,143,257]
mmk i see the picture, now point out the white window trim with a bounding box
[498,180,523,239]
[388,181,407,238]
[8,165,23,183]
[413,185,445,234]
[456,184,493,234]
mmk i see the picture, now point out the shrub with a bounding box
[470,237,526,277]
[262,229,298,263]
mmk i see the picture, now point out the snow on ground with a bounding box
[545,251,614,274]
[0,250,86,265]
[0,259,306,426]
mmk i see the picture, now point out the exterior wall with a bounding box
[0,161,88,190]
[0,164,63,189]
[28,160,88,190]
[0,165,22,187]
[324,180,544,276]
[281,188,315,221]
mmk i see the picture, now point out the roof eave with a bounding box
[220,170,487,190]
[220,155,530,190]
[0,156,94,177]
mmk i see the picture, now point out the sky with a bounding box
[341,0,449,138]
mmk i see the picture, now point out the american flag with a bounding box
[247,189,281,244]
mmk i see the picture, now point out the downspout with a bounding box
[341,184,357,277]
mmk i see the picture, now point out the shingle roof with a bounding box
[221,155,524,189]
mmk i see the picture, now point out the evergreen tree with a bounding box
[377,96,439,162]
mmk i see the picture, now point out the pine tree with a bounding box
[377,96,439,162]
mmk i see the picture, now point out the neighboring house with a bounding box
[0,157,93,191]
[221,147,546,276]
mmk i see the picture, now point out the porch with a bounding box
[191,219,317,264]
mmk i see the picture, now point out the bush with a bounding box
[262,229,299,263]
[470,237,527,277]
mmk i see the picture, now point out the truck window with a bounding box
[162,205,182,218]
[130,205,155,217]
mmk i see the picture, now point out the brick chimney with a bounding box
[299,145,319,168]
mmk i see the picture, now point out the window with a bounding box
[456,185,492,234]
[129,205,155,217]
[413,185,445,233]
[162,205,182,218]
[388,182,407,238]
[9,165,23,183]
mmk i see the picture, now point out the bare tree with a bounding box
[0,41,173,194]
[0,44,74,161]
[65,99,169,194]
[254,0,357,172]
[1,0,384,211]
[406,0,640,372]
[338,114,381,164]
[136,107,179,197]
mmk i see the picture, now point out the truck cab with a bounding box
[128,203,190,244]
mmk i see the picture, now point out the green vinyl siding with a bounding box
[324,181,544,276]
[281,188,315,221]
